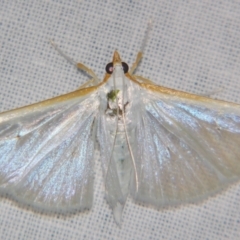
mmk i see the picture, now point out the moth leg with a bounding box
[129,20,152,74]
[129,52,143,74]
[76,62,99,85]
[77,78,95,89]
[201,88,223,98]
[50,40,99,85]
[133,74,157,85]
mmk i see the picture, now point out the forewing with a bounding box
[130,85,240,208]
[0,89,99,212]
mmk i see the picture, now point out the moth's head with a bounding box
[105,51,129,75]
[112,50,122,65]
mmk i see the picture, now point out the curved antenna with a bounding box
[121,71,139,193]
[104,69,121,193]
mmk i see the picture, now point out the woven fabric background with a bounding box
[0,1,240,239]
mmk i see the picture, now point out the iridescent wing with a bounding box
[0,87,99,213]
[129,78,240,208]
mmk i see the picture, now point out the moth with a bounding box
[0,42,240,226]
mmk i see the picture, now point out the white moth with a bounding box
[0,41,240,226]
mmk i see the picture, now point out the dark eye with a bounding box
[105,62,114,74]
[121,62,129,73]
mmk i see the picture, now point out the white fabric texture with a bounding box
[0,0,240,239]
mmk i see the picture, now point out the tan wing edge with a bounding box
[126,73,240,106]
[0,85,99,119]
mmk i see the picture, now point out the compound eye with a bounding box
[121,62,129,73]
[105,62,114,74]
